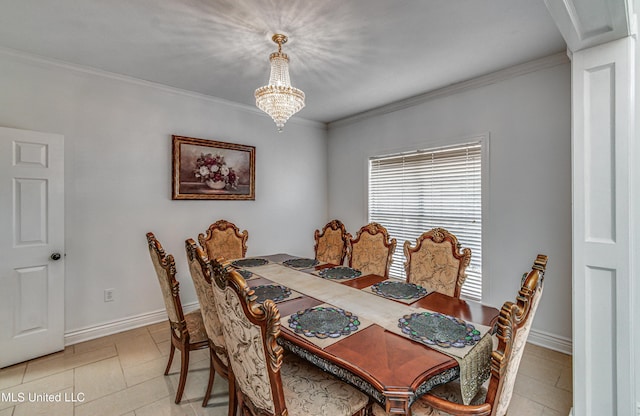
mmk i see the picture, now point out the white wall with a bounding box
[326,60,572,346]
[0,50,328,335]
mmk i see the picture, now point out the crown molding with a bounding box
[0,46,326,131]
[328,52,570,129]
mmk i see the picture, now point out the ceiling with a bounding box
[0,0,566,123]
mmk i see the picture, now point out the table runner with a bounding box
[242,267,305,303]
[250,263,492,404]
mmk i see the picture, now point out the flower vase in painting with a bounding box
[194,153,238,191]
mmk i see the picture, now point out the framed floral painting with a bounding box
[172,135,255,200]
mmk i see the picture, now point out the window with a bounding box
[368,140,483,300]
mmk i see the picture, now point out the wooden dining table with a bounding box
[236,254,500,415]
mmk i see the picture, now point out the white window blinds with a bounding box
[368,141,482,300]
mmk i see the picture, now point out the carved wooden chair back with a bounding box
[210,257,288,416]
[418,254,547,416]
[486,254,546,415]
[146,232,208,403]
[185,239,235,411]
[147,232,184,327]
[348,222,397,278]
[314,219,351,265]
[403,228,472,298]
[198,219,248,260]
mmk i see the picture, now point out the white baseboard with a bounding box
[64,302,200,346]
[527,328,572,355]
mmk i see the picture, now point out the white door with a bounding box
[0,127,64,368]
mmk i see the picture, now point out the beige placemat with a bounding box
[281,303,374,349]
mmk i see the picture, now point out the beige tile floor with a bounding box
[0,321,572,416]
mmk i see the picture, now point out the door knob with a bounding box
[50,253,62,261]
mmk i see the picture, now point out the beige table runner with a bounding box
[252,263,412,326]
[251,263,491,404]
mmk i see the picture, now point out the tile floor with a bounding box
[0,321,572,416]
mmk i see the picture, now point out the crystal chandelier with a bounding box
[254,34,305,131]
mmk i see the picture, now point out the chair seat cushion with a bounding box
[371,381,487,416]
[184,309,208,344]
[281,354,369,416]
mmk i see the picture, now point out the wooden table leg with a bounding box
[383,388,413,415]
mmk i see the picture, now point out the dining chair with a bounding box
[403,228,472,298]
[372,254,548,416]
[145,232,209,404]
[185,239,236,413]
[348,222,397,278]
[198,219,248,261]
[209,257,371,416]
[314,219,352,265]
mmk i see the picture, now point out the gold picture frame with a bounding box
[172,135,255,200]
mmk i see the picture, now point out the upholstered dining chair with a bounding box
[403,228,472,298]
[209,257,371,416]
[145,232,209,404]
[198,219,248,261]
[373,254,548,416]
[314,219,351,265]
[185,239,236,413]
[348,222,397,278]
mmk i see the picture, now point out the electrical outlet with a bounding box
[104,289,115,302]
